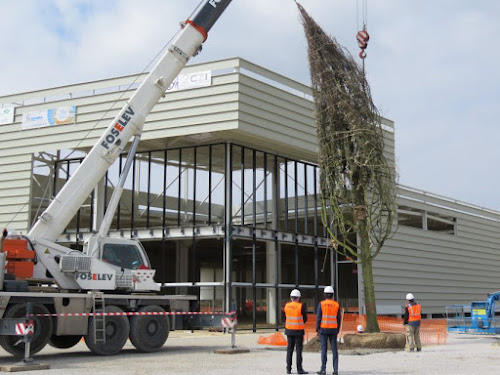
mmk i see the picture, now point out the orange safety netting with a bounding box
[308,313,448,345]
[259,314,448,346]
[258,332,288,346]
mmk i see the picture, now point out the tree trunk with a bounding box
[354,185,380,333]
[361,253,380,332]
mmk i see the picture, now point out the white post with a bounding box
[266,242,277,324]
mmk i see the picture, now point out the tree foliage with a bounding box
[297,2,396,332]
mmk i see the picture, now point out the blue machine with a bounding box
[446,291,500,334]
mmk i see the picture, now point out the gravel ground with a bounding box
[0,331,499,374]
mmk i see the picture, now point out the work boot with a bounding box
[297,370,308,374]
[316,371,326,375]
[286,368,291,374]
[416,348,422,352]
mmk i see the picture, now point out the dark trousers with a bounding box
[286,335,304,371]
[320,333,338,373]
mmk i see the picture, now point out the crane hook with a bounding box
[356,30,369,60]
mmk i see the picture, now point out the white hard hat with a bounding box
[406,293,415,300]
[324,286,334,294]
[290,289,301,298]
[357,324,364,333]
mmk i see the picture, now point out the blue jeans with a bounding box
[320,333,338,373]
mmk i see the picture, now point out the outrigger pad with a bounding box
[0,363,50,372]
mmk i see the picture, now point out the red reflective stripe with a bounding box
[30,311,237,317]
[185,20,208,41]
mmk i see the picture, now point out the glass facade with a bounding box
[34,142,359,331]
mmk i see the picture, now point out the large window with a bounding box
[398,205,456,234]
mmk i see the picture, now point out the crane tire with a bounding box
[129,305,170,352]
[0,302,53,357]
[84,305,129,356]
[49,334,82,349]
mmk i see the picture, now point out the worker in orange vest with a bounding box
[284,289,309,374]
[404,293,422,351]
[315,286,340,375]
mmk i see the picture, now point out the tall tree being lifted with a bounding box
[296,3,396,332]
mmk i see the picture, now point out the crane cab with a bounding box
[83,236,158,291]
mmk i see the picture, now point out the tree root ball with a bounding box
[343,332,405,349]
[304,333,406,354]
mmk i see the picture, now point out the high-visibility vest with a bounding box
[284,302,305,330]
[407,303,422,322]
[320,299,339,329]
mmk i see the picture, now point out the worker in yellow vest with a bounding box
[284,289,309,374]
[315,286,340,375]
[404,293,422,352]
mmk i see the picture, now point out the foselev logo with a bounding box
[75,272,114,281]
[101,106,135,150]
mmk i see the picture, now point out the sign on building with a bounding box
[0,104,15,125]
[22,106,76,129]
[167,70,212,92]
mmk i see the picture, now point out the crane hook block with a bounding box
[356,30,370,49]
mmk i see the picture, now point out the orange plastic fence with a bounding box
[308,313,448,345]
[258,314,447,346]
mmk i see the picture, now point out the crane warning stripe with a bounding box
[30,311,237,318]
[15,321,34,335]
[15,323,26,335]
[221,317,238,328]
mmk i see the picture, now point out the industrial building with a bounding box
[1,57,500,330]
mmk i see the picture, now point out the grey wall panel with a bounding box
[371,188,500,315]
[141,120,239,141]
[0,179,32,190]
[0,203,30,215]
[0,187,31,198]
[0,170,31,182]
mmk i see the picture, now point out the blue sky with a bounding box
[1,0,500,210]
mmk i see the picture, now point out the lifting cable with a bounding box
[356,0,370,71]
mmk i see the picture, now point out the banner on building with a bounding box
[22,106,76,129]
[0,104,15,125]
[167,70,212,92]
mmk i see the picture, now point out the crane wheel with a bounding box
[0,302,53,357]
[84,305,129,356]
[49,334,82,349]
[129,305,170,352]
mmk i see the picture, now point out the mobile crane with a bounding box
[0,0,233,357]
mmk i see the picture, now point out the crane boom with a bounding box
[28,0,232,242]
[0,2,236,358]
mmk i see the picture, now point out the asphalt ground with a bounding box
[0,331,499,374]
